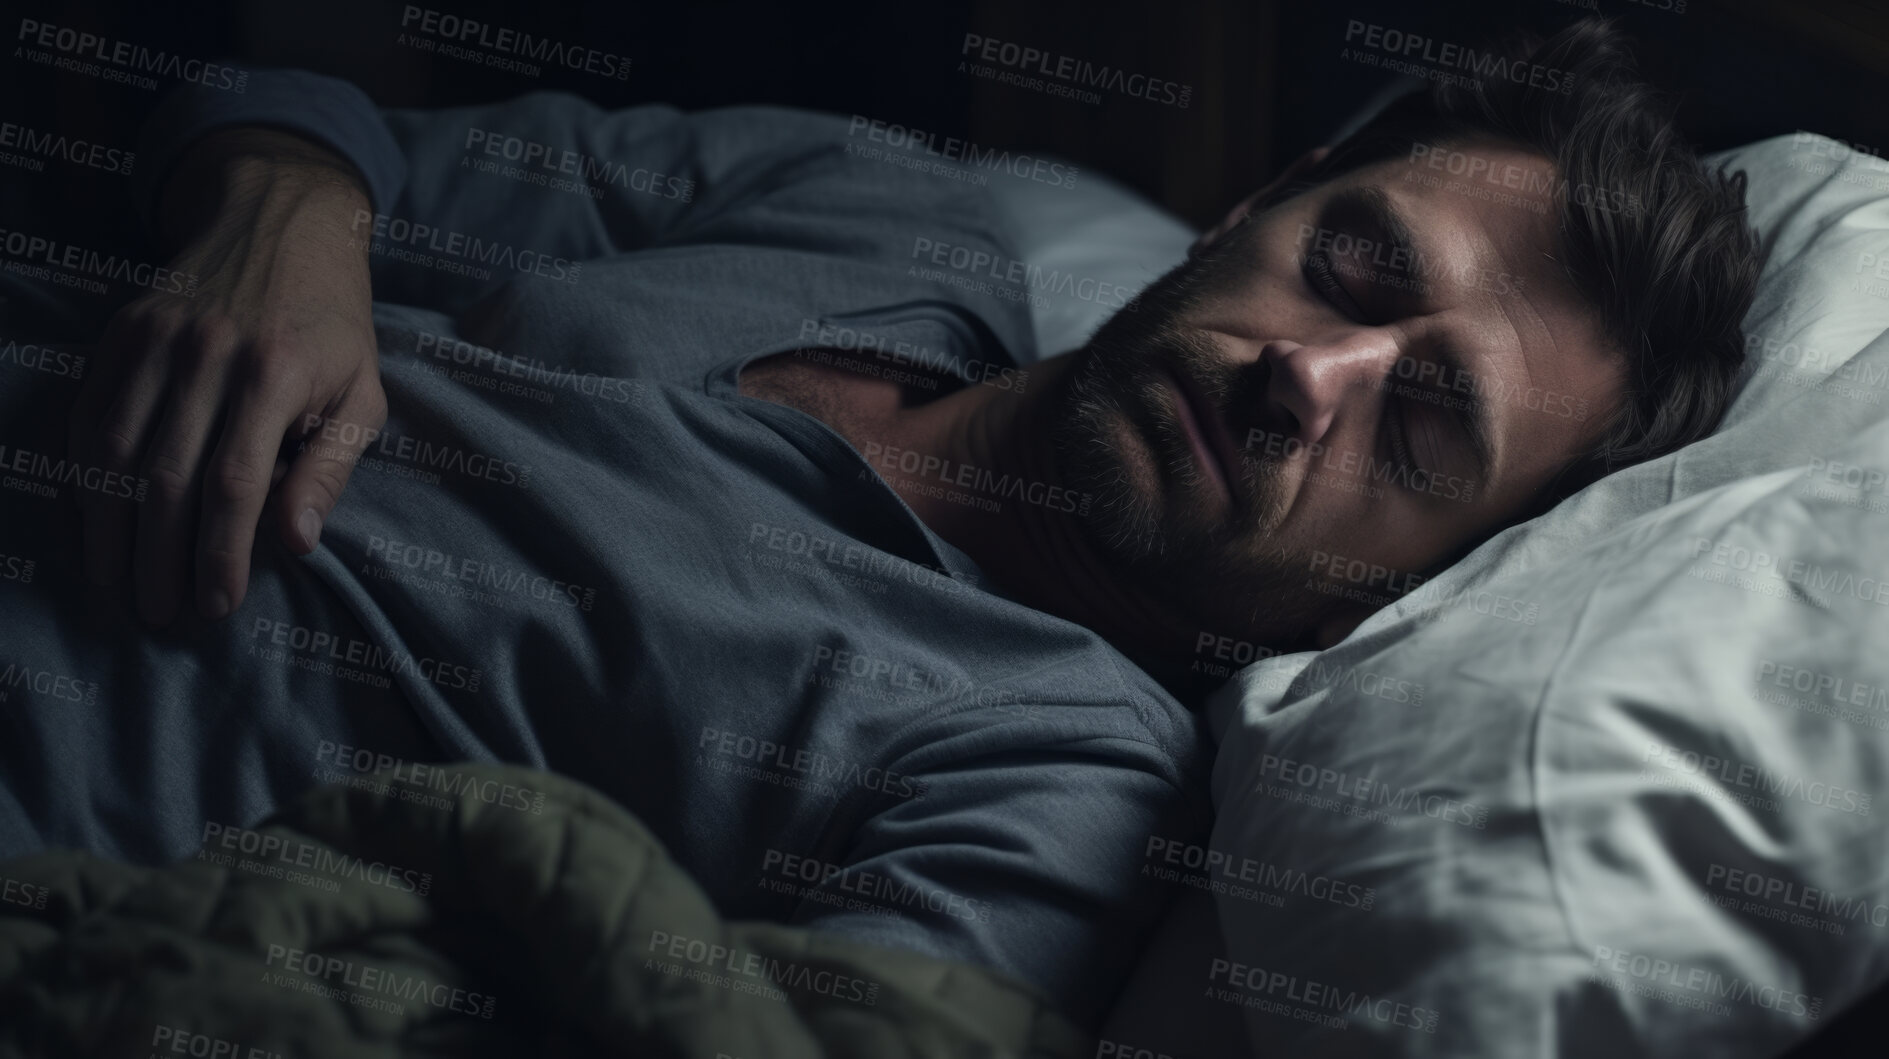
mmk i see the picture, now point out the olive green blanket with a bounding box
[0,764,1084,1058]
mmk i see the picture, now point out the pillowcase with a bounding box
[1201,132,1889,1057]
[981,163,1195,358]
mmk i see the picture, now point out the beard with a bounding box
[1046,224,1329,643]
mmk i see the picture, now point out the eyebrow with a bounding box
[1322,185,1500,484]
[1325,185,1425,282]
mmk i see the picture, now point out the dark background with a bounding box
[10,0,1889,232]
[4,1,1885,1053]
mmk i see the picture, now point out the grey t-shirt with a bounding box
[0,72,1212,1025]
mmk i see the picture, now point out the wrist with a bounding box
[157,127,374,250]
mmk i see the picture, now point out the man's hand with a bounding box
[69,127,386,627]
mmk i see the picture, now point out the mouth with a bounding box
[1161,366,1243,513]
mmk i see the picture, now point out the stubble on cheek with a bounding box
[1057,351,1169,563]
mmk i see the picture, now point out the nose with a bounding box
[1256,333,1394,449]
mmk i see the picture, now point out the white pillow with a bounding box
[1201,133,1889,1057]
[982,164,1195,358]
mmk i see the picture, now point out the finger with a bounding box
[76,308,185,588]
[195,347,311,620]
[277,375,387,557]
[133,316,240,627]
[67,309,137,464]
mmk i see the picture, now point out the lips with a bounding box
[1163,366,1244,510]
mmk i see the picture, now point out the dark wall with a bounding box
[8,0,1887,235]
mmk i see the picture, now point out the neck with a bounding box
[866,355,1196,681]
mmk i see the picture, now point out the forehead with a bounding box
[1319,138,1626,486]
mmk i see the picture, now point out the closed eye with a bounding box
[1302,250,1367,321]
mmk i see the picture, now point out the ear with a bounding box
[1191,146,1332,256]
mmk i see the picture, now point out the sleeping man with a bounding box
[1,17,1755,1027]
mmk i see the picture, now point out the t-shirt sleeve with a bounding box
[132,66,409,231]
[779,728,1212,1029]
[128,68,1028,339]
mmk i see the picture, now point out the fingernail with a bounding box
[205,589,232,620]
[297,508,322,551]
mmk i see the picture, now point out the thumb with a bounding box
[277,379,388,555]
